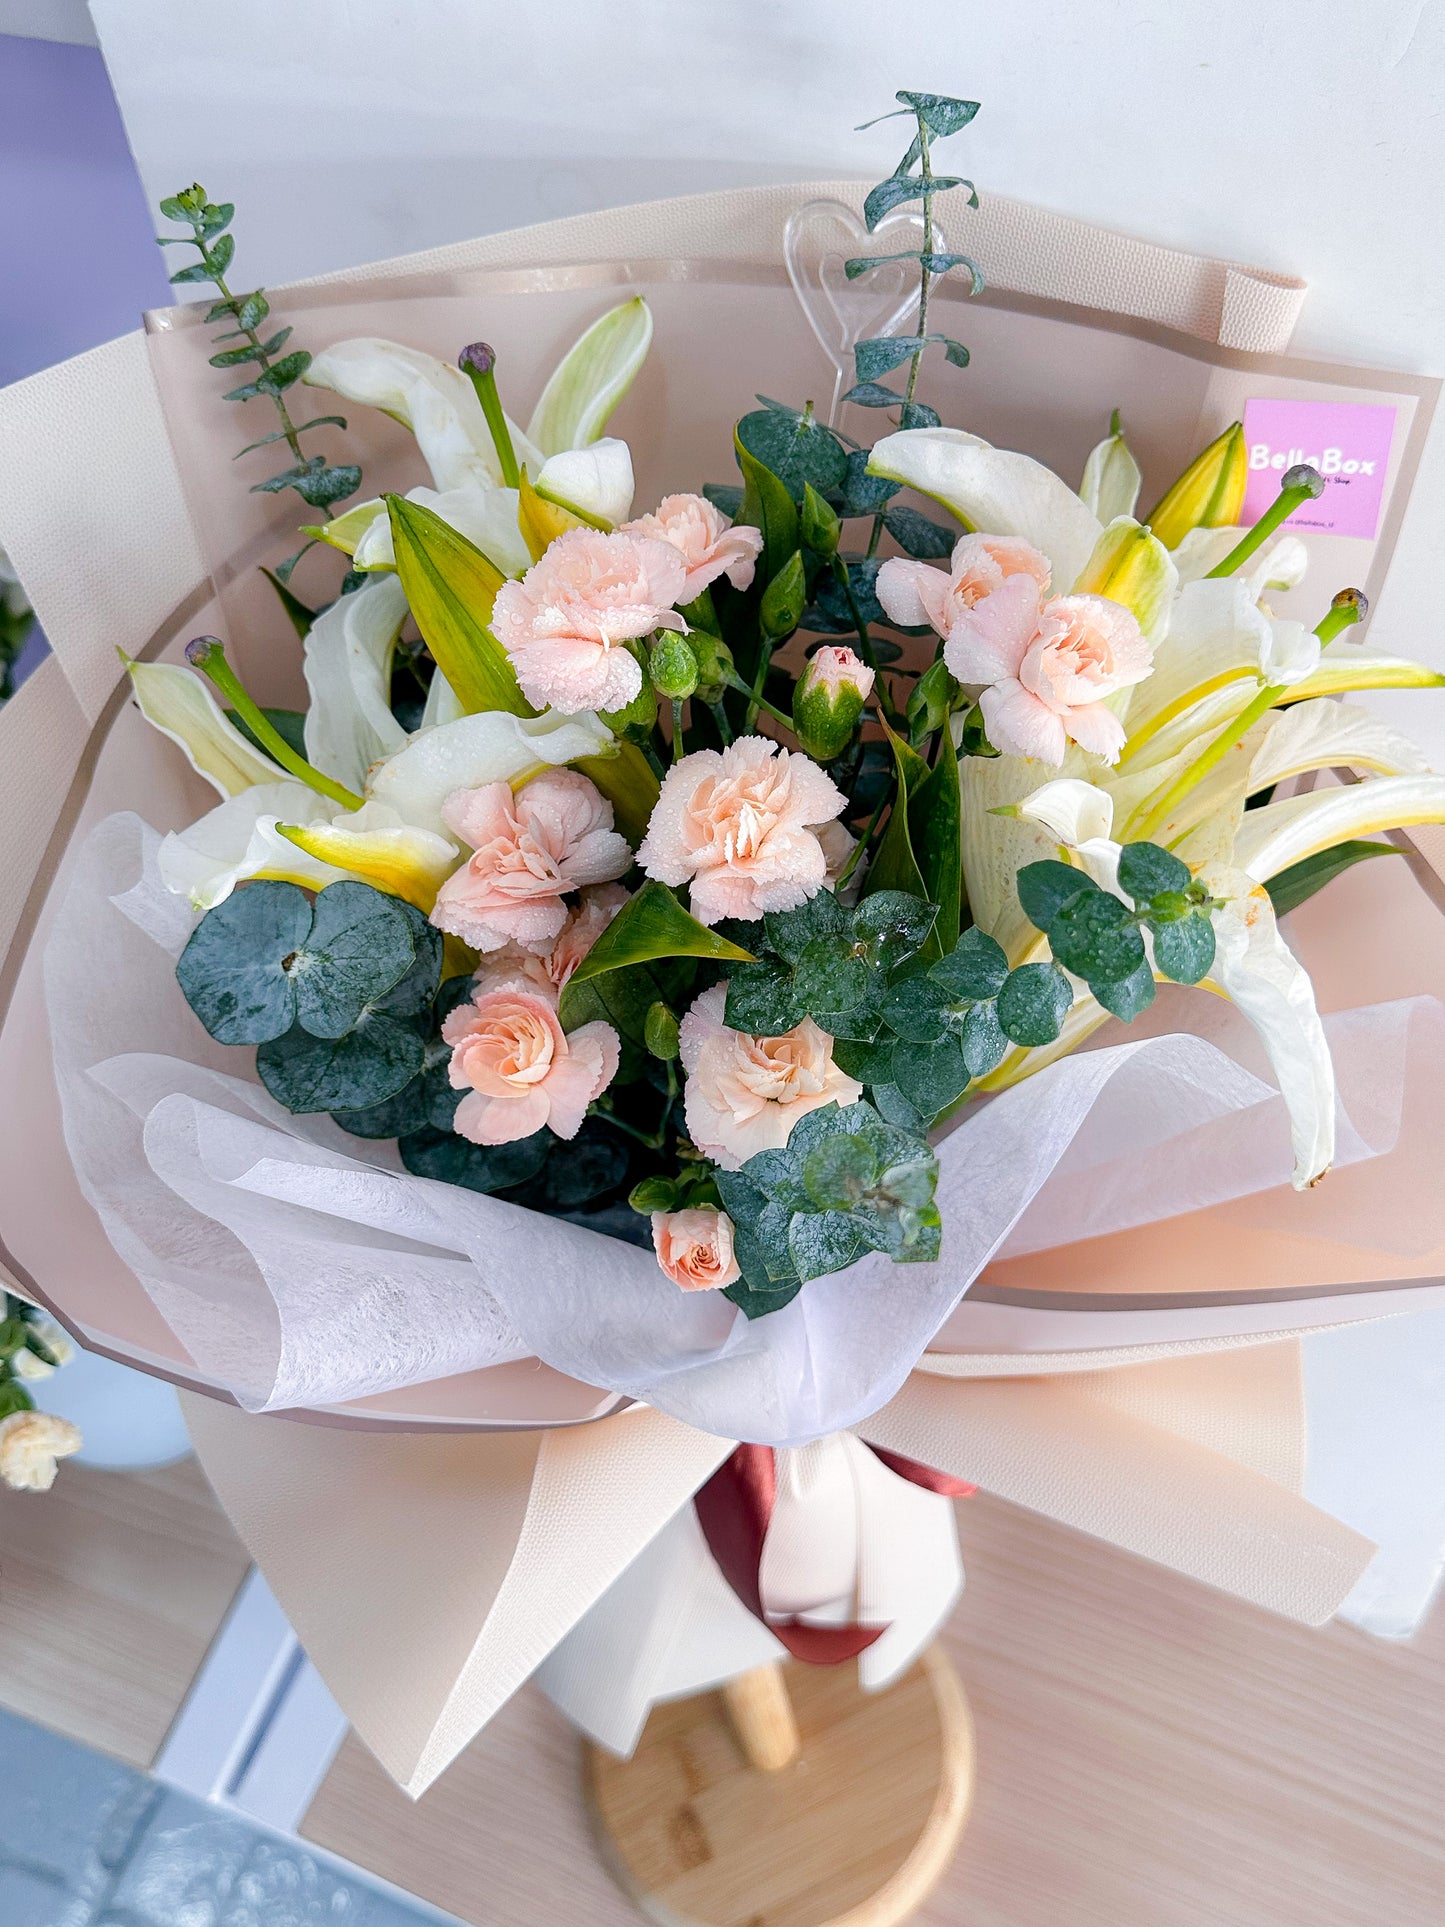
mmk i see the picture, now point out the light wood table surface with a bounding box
[2,1466,1443,1924]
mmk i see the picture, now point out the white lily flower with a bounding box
[301,574,410,794]
[1231,774,1445,883]
[123,657,284,798]
[1079,416,1142,525]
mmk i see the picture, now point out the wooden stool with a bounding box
[585,1648,974,1927]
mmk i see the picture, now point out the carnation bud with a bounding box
[792,646,874,760]
[644,1000,681,1060]
[648,632,700,700]
[689,631,735,704]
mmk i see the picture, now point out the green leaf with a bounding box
[789,1211,864,1281]
[862,730,930,908]
[644,1001,680,1060]
[839,451,901,518]
[568,880,754,989]
[1017,859,1098,932]
[996,962,1073,1046]
[0,1381,36,1419]
[236,290,270,331]
[930,927,1009,1001]
[258,1015,424,1113]
[802,1135,880,1209]
[284,882,415,1037]
[855,336,927,381]
[863,173,972,229]
[852,890,938,970]
[387,495,531,717]
[722,961,806,1035]
[1118,841,1191,903]
[735,407,848,505]
[843,381,904,409]
[209,342,263,369]
[881,975,951,1043]
[1092,961,1156,1021]
[206,233,235,276]
[236,418,347,458]
[1150,914,1216,985]
[703,483,744,518]
[1265,840,1404,918]
[906,737,963,958]
[400,1125,551,1193]
[170,261,214,285]
[260,568,316,639]
[225,704,307,761]
[894,91,981,137]
[883,505,954,559]
[176,881,313,1044]
[922,252,984,290]
[374,901,444,1017]
[899,401,941,430]
[959,998,1008,1076]
[334,1061,447,1140]
[256,349,311,394]
[763,889,850,963]
[890,1034,971,1116]
[722,1275,804,1320]
[1047,890,1146,985]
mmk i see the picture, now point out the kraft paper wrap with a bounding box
[0,185,1440,1793]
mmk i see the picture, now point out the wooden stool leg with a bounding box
[721,1661,801,1772]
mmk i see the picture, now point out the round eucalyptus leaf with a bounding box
[399,1124,551,1193]
[881,975,952,1042]
[1092,960,1157,1022]
[736,407,848,501]
[257,1013,424,1113]
[1016,859,1096,933]
[292,881,418,1039]
[930,927,1009,1001]
[1118,841,1191,905]
[997,962,1073,1046]
[1151,913,1216,986]
[1047,891,1146,985]
[176,880,311,1045]
[890,1034,971,1116]
[959,998,1008,1077]
[373,902,444,1018]
[802,1134,880,1210]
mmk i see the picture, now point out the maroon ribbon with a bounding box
[693,1443,975,1665]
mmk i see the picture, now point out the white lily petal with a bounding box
[1170,527,1311,594]
[1283,647,1445,702]
[1171,525,1246,583]
[1247,698,1433,794]
[367,709,616,838]
[536,438,635,525]
[868,428,1104,589]
[526,297,653,456]
[960,753,1091,957]
[157,782,340,911]
[1016,778,1116,846]
[1202,865,1335,1188]
[304,339,543,494]
[302,574,410,793]
[311,495,389,559]
[124,658,282,798]
[1246,535,1310,599]
[352,483,531,579]
[1231,774,1445,881]
[1079,423,1142,524]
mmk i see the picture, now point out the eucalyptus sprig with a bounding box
[845,91,985,429]
[158,185,362,579]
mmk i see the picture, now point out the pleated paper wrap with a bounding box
[1,182,1444,1793]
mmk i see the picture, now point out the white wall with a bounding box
[90,0,1445,727]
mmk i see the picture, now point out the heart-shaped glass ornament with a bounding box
[783,199,945,427]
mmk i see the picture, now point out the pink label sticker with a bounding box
[1241,398,1395,539]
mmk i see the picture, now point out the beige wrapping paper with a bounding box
[0,184,1438,1794]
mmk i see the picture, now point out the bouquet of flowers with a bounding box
[101,92,1444,1355]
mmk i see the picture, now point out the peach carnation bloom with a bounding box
[945,574,1152,765]
[622,493,764,602]
[430,770,630,954]
[637,737,847,926]
[0,1410,82,1492]
[490,526,688,714]
[876,534,1051,637]
[443,985,619,1145]
[651,1206,742,1291]
[474,883,629,1000]
[679,984,863,1169]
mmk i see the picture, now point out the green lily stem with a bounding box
[1131,592,1366,843]
[459,345,522,490]
[185,636,364,811]
[708,700,735,746]
[671,698,686,763]
[903,111,934,412]
[1204,465,1324,579]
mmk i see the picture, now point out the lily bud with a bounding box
[648,632,700,700]
[689,630,735,705]
[792,645,874,760]
[1069,518,1177,645]
[1144,421,1247,550]
[1079,410,1142,524]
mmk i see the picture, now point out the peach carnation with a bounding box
[490,526,688,714]
[945,575,1153,765]
[473,883,629,1001]
[679,984,863,1169]
[443,985,619,1145]
[637,737,846,926]
[877,534,1051,636]
[651,1207,742,1291]
[622,493,764,601]
[430,769,630,954]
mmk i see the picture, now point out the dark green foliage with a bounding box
[1016,843,1222,1005]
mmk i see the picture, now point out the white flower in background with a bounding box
[303,297,653,572]
[10,1320,74,1381]
[0,1411,82,1492]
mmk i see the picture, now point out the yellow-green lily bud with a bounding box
[1069,518,1177,645]
[689,630,735,705]
[792,645,875,761]
[1144,420,1247,550]
[648,631,700,700]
